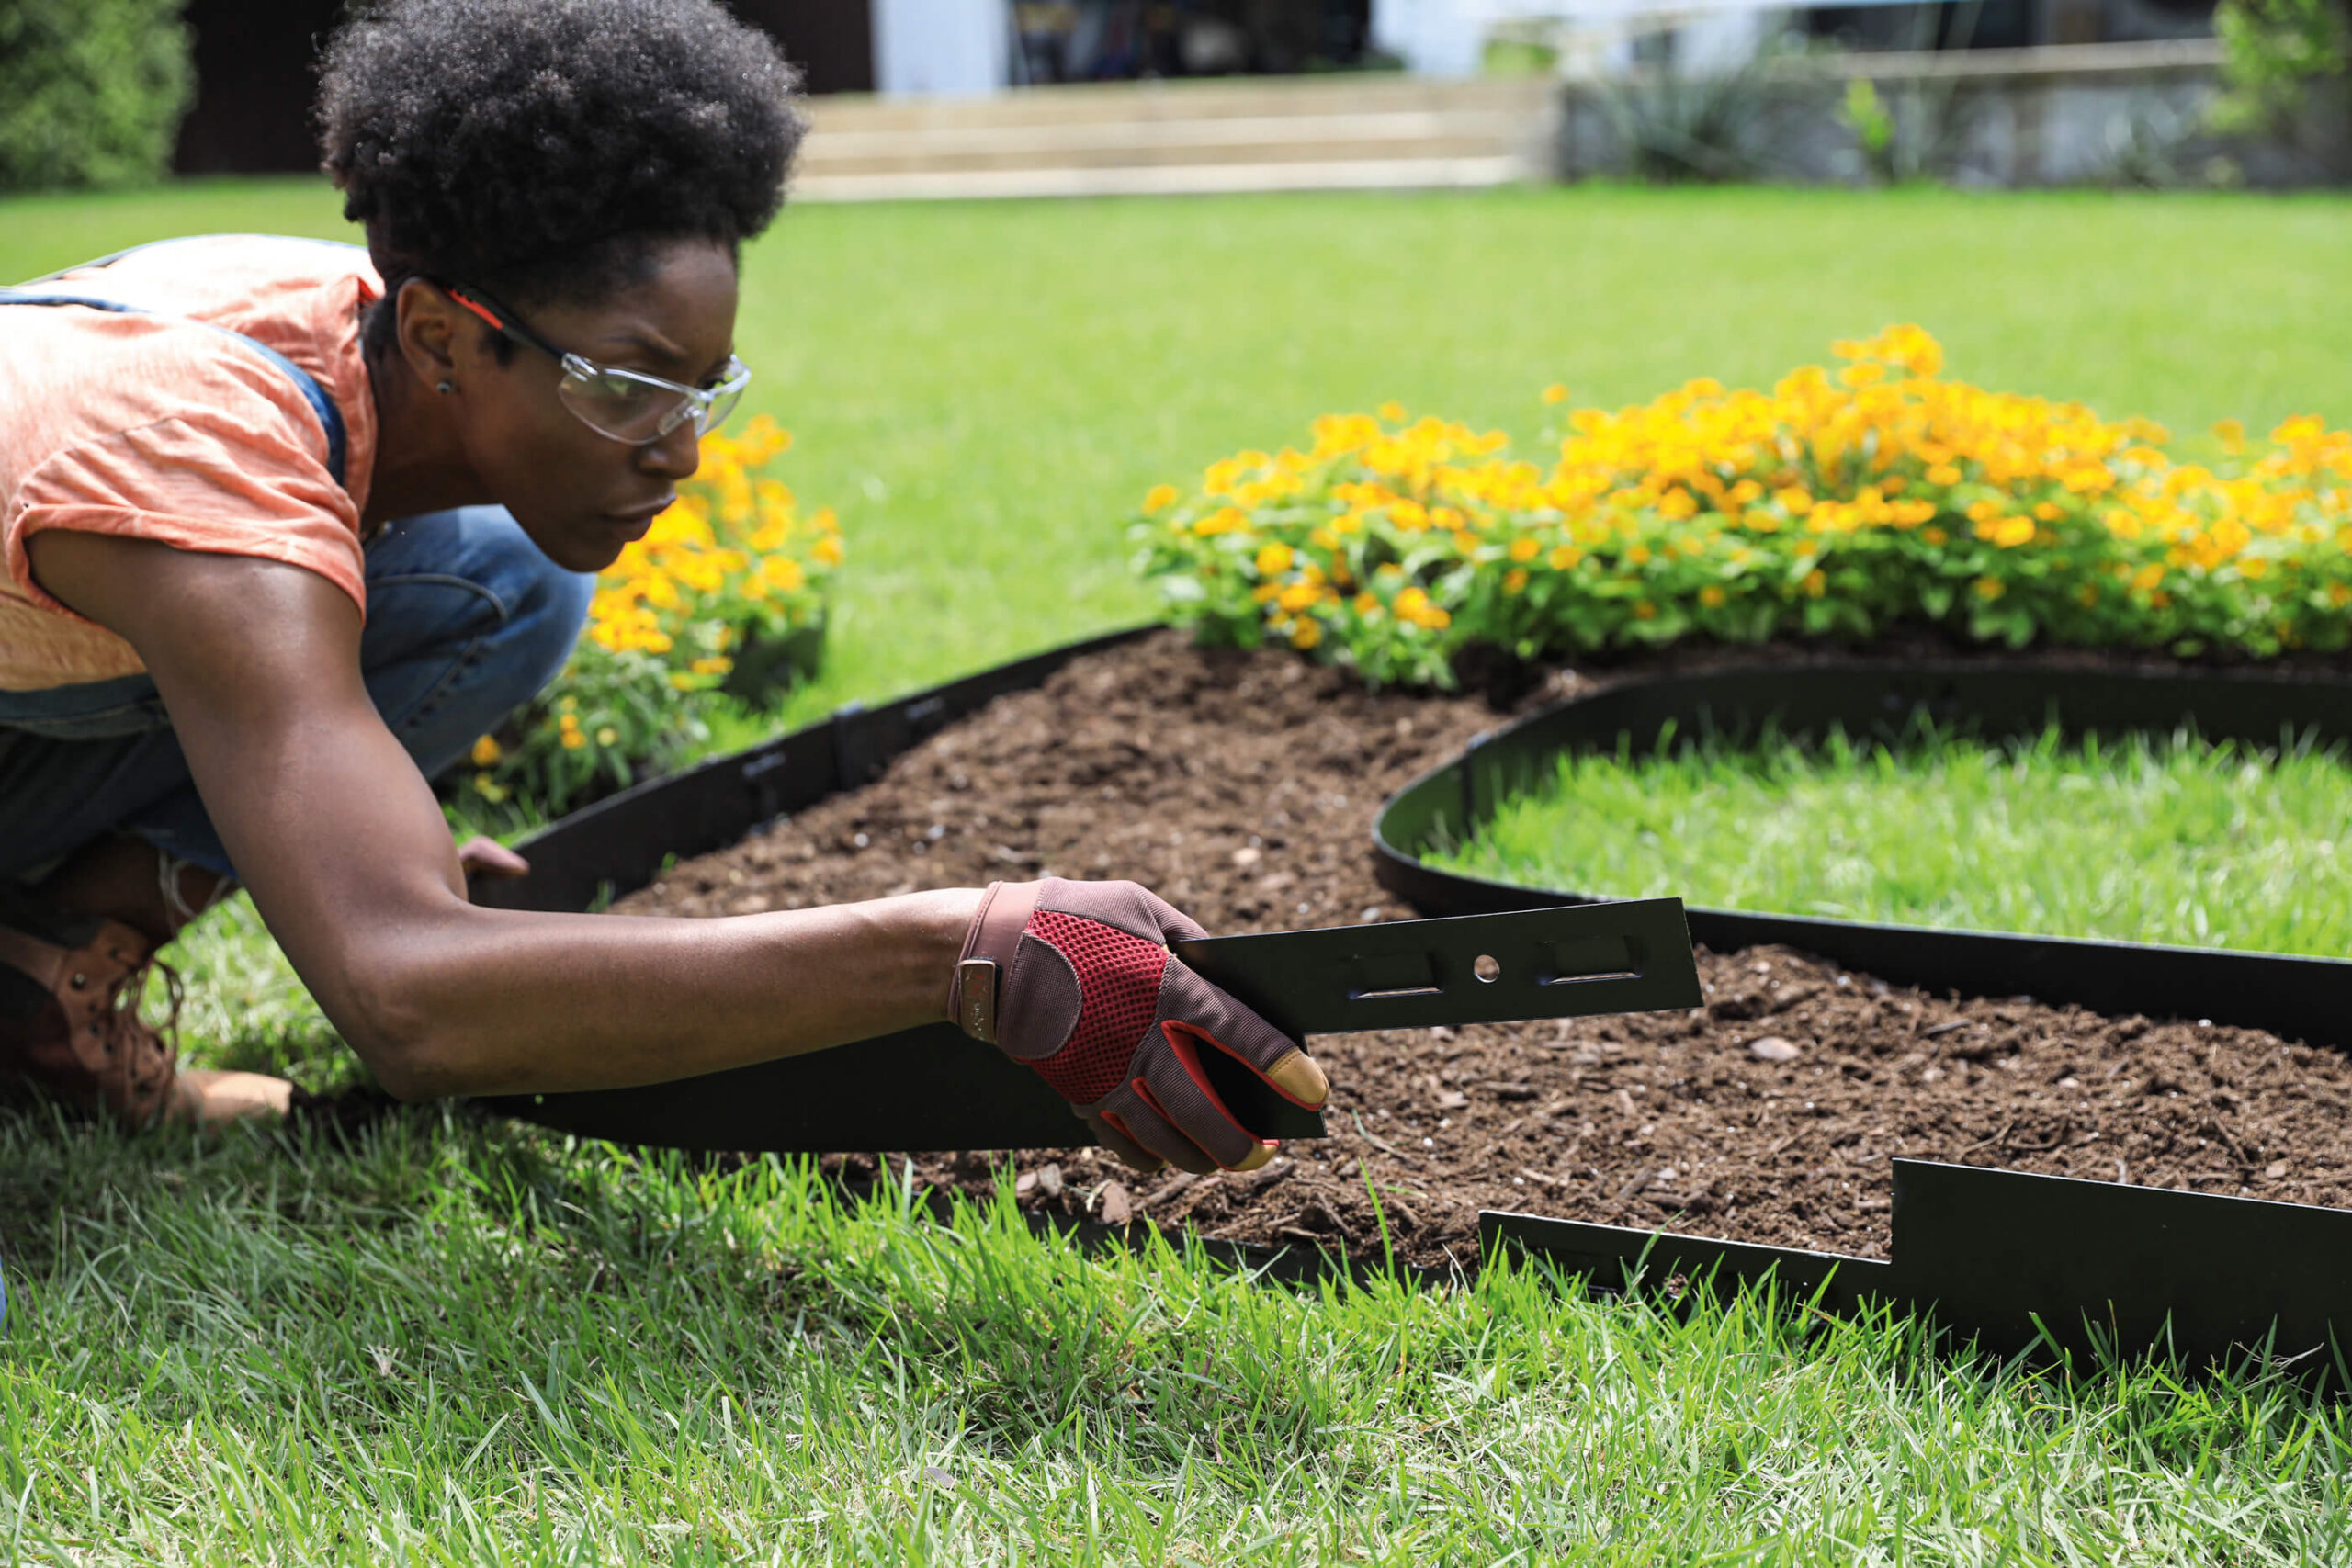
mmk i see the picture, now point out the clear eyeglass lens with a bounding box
[559,367,677,443]
[695,376,746,435]
[558,358,749,443]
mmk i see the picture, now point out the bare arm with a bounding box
[28,531,978,1100]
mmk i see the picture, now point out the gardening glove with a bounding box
[948,877,1329,1175]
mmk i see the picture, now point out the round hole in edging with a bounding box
[1474,954,1501,983]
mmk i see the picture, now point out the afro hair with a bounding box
[317,0,806,353]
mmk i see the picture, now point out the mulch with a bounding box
[619,631,2352,1269]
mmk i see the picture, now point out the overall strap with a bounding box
[0,257,353,488]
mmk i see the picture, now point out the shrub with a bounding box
[2211,0,2349,137]
[0,0,194,192]
[465,416,840,820]
[1131,327,2352,688]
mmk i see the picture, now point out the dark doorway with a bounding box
[172,0,876,176]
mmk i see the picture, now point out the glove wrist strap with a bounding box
[949,879,1041,1044]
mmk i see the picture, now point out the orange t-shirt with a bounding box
[0,234,382,691]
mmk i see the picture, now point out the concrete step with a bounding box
[799,121,1529,175]
[786,74,1558,201]
[791,154,1532,202]
[800,107,1531,162]
[804,73,1555,133]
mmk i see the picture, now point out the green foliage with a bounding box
[1136,327,2352,690]
[1596,42,1795,183]
[1439,719,2352,956]
[0,0,193,193]
[460,416,839,828]
[2212,0,2351,135]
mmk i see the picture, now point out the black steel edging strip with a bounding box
[1379,657,2352,1367]
[469,624,1158,917]
[1484,1158,2352,1370]
[1374,659,2352,1053]
[473,626,1215,1152]
[478,900,1710,1154]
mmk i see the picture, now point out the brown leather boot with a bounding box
[0,907,180,1128]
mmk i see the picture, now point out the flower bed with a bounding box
[1133,327,2352,687]
[464,417,841,822]
[613,634,2352,1269]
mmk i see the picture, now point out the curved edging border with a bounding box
[461,625,1308,1155]
[1374,658,2352,1370]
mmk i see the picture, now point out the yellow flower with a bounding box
[1804,569,1827,597]
[1143,483,1181,513]
[1504,569,1529,594]
[1378,400,1407,423]
[470,734,503,767]
[1699,584,1727,608]
[1290,618,1323,649]
[560,729,587,750]
[1974,576,2006,601]
[1989,516,2037,548]
[1255,541,1295,576]
[1541,383,1570,405]
[812,536,844,568]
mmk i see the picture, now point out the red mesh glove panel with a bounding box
[1021,910,1167,1104]
[953,878,1330,1175]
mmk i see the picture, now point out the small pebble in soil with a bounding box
[1749,1036,1802,1062]
[1036,1163,1064,1198]
[2267,1160,2289,1179]
[1097,1180,1133,1225]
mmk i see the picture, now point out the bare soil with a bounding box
[621,632,2352,1269]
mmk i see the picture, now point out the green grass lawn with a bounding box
[7,177,2352,1561]
[1437,722,2352,957]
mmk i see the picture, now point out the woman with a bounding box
[0,0,1324,1173]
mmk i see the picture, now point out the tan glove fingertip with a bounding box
[1264,1048,1329,1110]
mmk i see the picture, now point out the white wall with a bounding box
[1371,0,1495,76]
[874,0,1011,96]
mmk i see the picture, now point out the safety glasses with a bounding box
[440,282,750,445]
